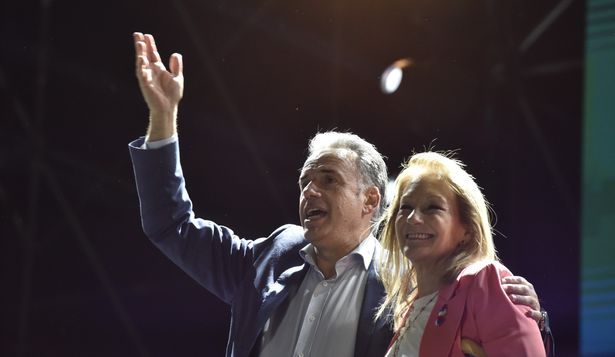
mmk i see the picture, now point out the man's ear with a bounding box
[362,186,381,215]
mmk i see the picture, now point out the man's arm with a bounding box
[130,33,260,304]
[502,275,554,356]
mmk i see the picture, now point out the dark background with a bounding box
[1,0,582,355]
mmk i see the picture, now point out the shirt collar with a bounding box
[299,234,377,271]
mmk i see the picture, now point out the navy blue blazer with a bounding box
[129,138,393,357]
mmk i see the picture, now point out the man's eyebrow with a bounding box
[298,167,339,184]
[303,165,338,174]
[319,168,336,174]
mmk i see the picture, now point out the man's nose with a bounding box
[302,182,321,198]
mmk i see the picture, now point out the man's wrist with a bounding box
[147,110,177,141]
[145,134,177,149]
[539,308,550,332]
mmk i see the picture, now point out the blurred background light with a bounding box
[380,58,414,94]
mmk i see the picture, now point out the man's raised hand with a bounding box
[133,32,184,140]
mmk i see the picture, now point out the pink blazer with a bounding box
[390,261,546,357]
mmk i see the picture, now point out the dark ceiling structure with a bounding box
[2,0,583,355]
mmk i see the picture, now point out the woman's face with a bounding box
[395,173,468,265]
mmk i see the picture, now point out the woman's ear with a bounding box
[457,230,473,248]
[463,229,474,243]
[363,186,381,215]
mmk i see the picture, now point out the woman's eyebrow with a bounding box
[425,194,448,204]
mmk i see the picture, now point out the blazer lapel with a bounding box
[420,281,467,356]
[420,261,491,357]
[257,263,310,336]
[354,253,392,357]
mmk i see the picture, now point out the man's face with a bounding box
[298,149,369,248]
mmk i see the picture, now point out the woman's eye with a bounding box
[428,204,443,211]
[399,204,413,211]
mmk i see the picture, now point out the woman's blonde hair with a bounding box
[376,151,497,330]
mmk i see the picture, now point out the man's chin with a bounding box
[302,227,325,243]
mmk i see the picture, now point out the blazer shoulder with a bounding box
[464,262,546,356]
[253,224,306,259]
[457,260,511,282]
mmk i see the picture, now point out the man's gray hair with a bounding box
[307,131,388,222]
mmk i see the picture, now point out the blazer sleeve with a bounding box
[467,262,546,357]
[128,137,257,305]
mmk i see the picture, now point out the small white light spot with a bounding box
[380,58,414,94]
[381,67,403,94]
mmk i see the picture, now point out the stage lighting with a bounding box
[380,58,414,94]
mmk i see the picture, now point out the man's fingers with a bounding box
[508,293,540,311]
[133,32,144,48]
[502,276,536,298]
[525,309,543,323]
[503,282,540,311]
[144,34,162,64]
[135,41,147,64]
[502,283,535,297]
[136,54,148,75]
[134,33,146,68]
[133,32,142,58]
[502,275,531,286]
[134,39,155,83]
[169,53,183,77]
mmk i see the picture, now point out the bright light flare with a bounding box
[380,58,414,94]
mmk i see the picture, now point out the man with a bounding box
[129,32,546,357]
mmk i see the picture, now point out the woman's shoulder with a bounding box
[458,260,512,281]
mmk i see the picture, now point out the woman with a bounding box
[377,152,545,357]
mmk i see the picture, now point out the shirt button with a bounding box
[309,314,316,322]
[322,281,328,287]
[298,353,304,357]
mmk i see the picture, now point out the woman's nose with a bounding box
[407,209,422,224]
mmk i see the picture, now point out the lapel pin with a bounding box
[435,304,448,327]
